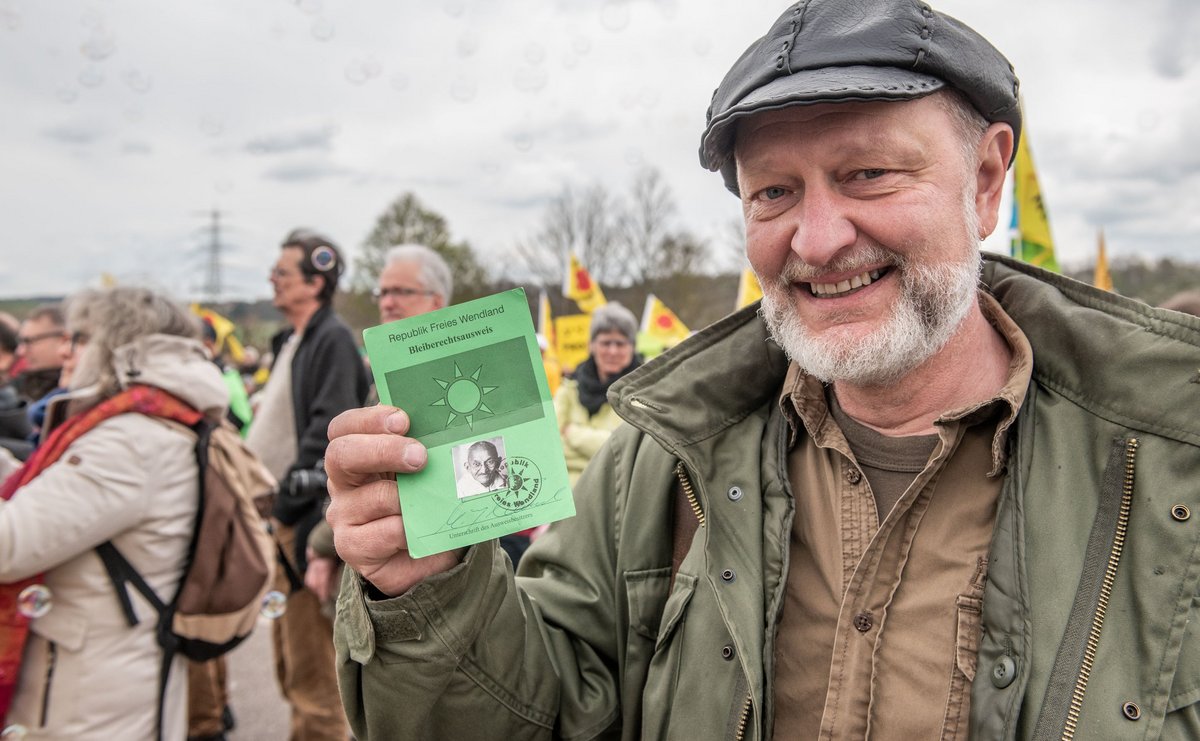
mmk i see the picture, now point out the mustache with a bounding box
[772,244,902,285]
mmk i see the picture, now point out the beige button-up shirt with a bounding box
[772,293,1033,739]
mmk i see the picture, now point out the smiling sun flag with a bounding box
[1010,130,1060,273]
[641,294,690,345]
[565,252,607,314]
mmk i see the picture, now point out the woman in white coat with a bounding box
[0,287,228,741]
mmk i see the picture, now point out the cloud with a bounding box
[1150,0,1200,79]
[261,159,355,182]
[245,125,337,155]
[41,122,103,146]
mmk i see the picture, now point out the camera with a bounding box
[283,459,328,502]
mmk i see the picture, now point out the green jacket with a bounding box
[335,255,1200,740]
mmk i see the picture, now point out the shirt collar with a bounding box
[778,290,1033,477]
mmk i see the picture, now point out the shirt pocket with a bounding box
[941,594,983,741]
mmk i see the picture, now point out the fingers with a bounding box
[325,429,428,491]
[326,478,403,527]
[328,405,410,440]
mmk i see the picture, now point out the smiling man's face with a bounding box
[736,95,998,386]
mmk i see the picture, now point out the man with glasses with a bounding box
[372,243,451,324]
[246,228,368,741]
[13,304,68,403]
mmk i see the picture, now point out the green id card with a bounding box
[362,288,575,558]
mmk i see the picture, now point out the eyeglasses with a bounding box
[595,338,632,350]
[467,457,499,471]
[70,332,90,352]
[17,330,66,347]
[372,286,435,301]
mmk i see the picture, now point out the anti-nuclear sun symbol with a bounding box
[431,363,497,429]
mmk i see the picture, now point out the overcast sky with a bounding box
[2,0,1197,300]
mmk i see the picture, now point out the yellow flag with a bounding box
[736,267,763,309]
[553,314,592,373]
[1010,130,1060,272]
[537,290,562,396]
[641,294,690,346]
[1094,229,1114,292]
[191,304,247,363]
[564,252,607,314]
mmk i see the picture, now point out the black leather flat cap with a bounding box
[700,0,1021,194]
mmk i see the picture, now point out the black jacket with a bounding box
[270,304,369,529]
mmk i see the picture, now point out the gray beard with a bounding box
[760,245,982,387]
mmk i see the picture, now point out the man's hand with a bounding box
[324,406,464,597]
[304,549,339,603]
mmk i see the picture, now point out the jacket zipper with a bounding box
[674,461,704,527]
[1061,437,1138,740]
[733,695,752,740]
[41,641,58,727]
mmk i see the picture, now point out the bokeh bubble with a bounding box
[17,584,52,619]
[78,65,104,89]
[311,17,335,41]
[449,76,477,102]
[80,7,102,29]
[524,43,546,65]
[1,724,29,740]
[456,31,479,58]
[295,0,322,16]
[513,66,548,93]
[261,590,287,619]
[0,0,22,32]
[200,116,224,137]
[345,56,381,85]
[80,29,116,61]
[513,132,533,153]
[692,38,711,57]
[123,69,153,94]
[600,0,631,32]
[56,86,78,104]
[389,73,409,92]
[572,35,592,55]
[561,52,579,71]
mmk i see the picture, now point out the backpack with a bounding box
[94,415,277,737]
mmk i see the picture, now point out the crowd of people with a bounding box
[4,0,1200,739]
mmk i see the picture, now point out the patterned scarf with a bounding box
[0,386,201,719]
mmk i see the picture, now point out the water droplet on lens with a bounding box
[78,65,104,88]
[200,116,224,137]
[80,29,116,61]
[572,35,592,55]
[295,0,322,15]
[389,73,409,92]
[80,8,102,29]
[17,585,52,619]
[692,38,711,57]
[311,17,334,41]
[513,132,533,152]
[362,56,382,78]
[624,148,644,166]
[344,60,368,85]
[0,0,23,31]
[524,43,545,65]
[456,31,479,58]
[513,66,547,93]
[123,69,153,94]
[442,0,465,18]
[449,76,476,102]
[261,590,287,619]
[561,52,579,70]
[56,86,78,104]
[600,0,631,32]
[2,724,29,740]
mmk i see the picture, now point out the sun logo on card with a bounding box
[430,363,498,429]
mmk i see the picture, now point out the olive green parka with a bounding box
[335,255,1200,740]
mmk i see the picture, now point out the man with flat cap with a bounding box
[322,2,1200,738]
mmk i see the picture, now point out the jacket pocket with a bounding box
[941,594,983,741]
[1168,597,1200,713]
[7,615,86,734]
[625,569,697,737]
